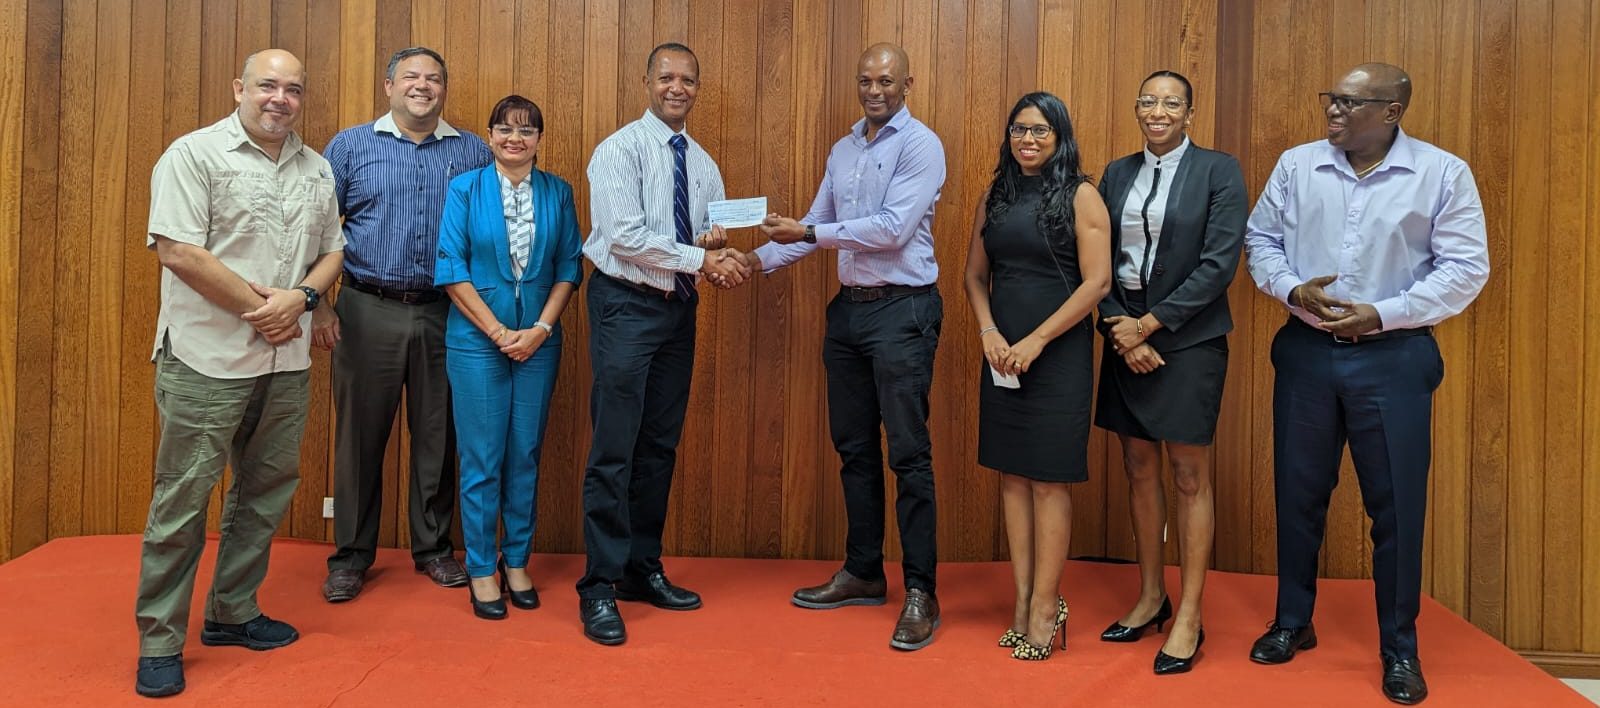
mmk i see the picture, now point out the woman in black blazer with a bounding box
[1093,71,1247,674]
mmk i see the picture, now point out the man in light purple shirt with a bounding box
[1243,63,1489,705]
[748,43,947,651]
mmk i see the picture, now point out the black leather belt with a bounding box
[342,272,443,305]
[598,271,685,301]
[1290,316,1431,344]
[839,284,933,303]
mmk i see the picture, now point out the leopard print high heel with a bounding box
[1010,597,1068,661]
[998,628,1025,648]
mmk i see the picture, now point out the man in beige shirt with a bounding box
[133,48,344,699]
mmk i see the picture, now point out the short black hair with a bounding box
[1142,70,1193,105]
[646,42,697,75]
[487,94,544,132]
[387,47,447,84]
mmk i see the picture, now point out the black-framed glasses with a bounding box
[491,125,540,138]
[1318,92,1396,113]
[1008,123,1053,140]
[1135,95,1188,113]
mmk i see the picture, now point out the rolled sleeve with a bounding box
[554,183,585,286]
[146,143,212,248]
[433,178,472,287]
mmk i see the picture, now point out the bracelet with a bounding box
[1134,319,1145,337]
[492,326,507,342]
[978,326,998,337]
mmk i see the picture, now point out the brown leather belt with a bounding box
[342,272,443,305]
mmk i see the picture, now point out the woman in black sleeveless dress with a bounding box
[963,92,1111,661]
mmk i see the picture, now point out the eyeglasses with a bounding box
[1135,96,1188,113]
[491,125,540,138]
[1318,92,1396,113]
[1008,123,1053,140]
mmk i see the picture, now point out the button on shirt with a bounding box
[147,111,346,378]
[754,107,945,287]
[1245,128,1490,332]
[584,110,725,291]
[323,113,492,289]
[1117,137,1189,290]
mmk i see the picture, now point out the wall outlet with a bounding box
[323,497,335,519]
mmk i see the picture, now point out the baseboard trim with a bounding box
[1522,650,1600,679]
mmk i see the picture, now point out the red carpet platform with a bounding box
[0,535,1584,706]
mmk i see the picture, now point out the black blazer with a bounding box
[1096,143,1247,352]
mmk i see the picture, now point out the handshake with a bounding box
[696,212,809,289]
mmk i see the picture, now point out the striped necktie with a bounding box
[669,134,696,301]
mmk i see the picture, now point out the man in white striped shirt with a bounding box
[575,42,751,646]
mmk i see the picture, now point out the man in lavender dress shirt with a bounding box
[749,43,947,651]
[1244,63,1489,705]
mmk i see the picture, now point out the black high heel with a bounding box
[1153,627,1205,675]
[498,559,541,610]
[468,575,507,620]
[1100,596,1172,642]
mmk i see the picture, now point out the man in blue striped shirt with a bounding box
[318,47,492,603]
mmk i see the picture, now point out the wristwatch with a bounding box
[297,285,320,311]
[802,224,817,244]
[532,321,554,334]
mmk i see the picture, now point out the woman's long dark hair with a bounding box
[984,92,1089,245]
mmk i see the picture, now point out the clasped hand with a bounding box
[1293,274,1381,336]
[1101,315,1146,354]
[982,330,1045,376]
[242,282,305,345]
[498,326,548,362]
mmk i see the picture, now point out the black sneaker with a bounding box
[135,654,185,698]
[200,614,300,651]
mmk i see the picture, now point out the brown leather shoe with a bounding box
[791,569,888,609]
[415,556,469,587]
[322,569,365,603]
[890,589,940,651]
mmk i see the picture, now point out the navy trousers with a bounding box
[1270,318,1444,660]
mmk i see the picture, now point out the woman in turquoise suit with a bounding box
[435,95,583,620]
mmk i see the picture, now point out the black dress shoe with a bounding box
[616,572,702,610]
[1250,622,1317,664]
[1153,628,1205,675]
[1101,596,1173,642]
[1382,655,1428,704]
[468,580,507,620]
[581,599,627,645]
[498,560,540,610]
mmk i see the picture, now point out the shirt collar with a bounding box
[496,169,532,190]
[1316,126,1417,176]
[640,110,689,146]
[373,112,463,140]
[1142,136,1190,168]
[224,110,305,162]
[851,104,913,142]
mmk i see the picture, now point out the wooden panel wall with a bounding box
[1,0,1596,662]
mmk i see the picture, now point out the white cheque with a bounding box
[706,197,769,228]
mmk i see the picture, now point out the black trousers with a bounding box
[577,273,697,599]
[825,287,942,593]
[1270,318,1442,660]
[327,286,457,571]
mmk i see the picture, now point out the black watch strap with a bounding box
[298,285,320,311]
[803,224,817,244]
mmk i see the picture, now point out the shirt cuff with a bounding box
[1271,275,1305,307]
[1371,297,1409,332]
[680,245,707,273]
[812,223,844,249]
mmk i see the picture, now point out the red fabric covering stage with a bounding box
[0,535,1584,706]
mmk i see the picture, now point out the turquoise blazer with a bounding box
[434,166,584,351]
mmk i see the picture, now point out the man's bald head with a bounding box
[856,43,913,130]
[241,48,307,85]
[1347,62,1411,107]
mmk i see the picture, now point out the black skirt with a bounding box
[1094,289,1228,446]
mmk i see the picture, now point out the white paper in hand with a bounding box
[707,197,768,228]
[989,365,1020,389]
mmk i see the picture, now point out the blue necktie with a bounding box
[669,134,696,301]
